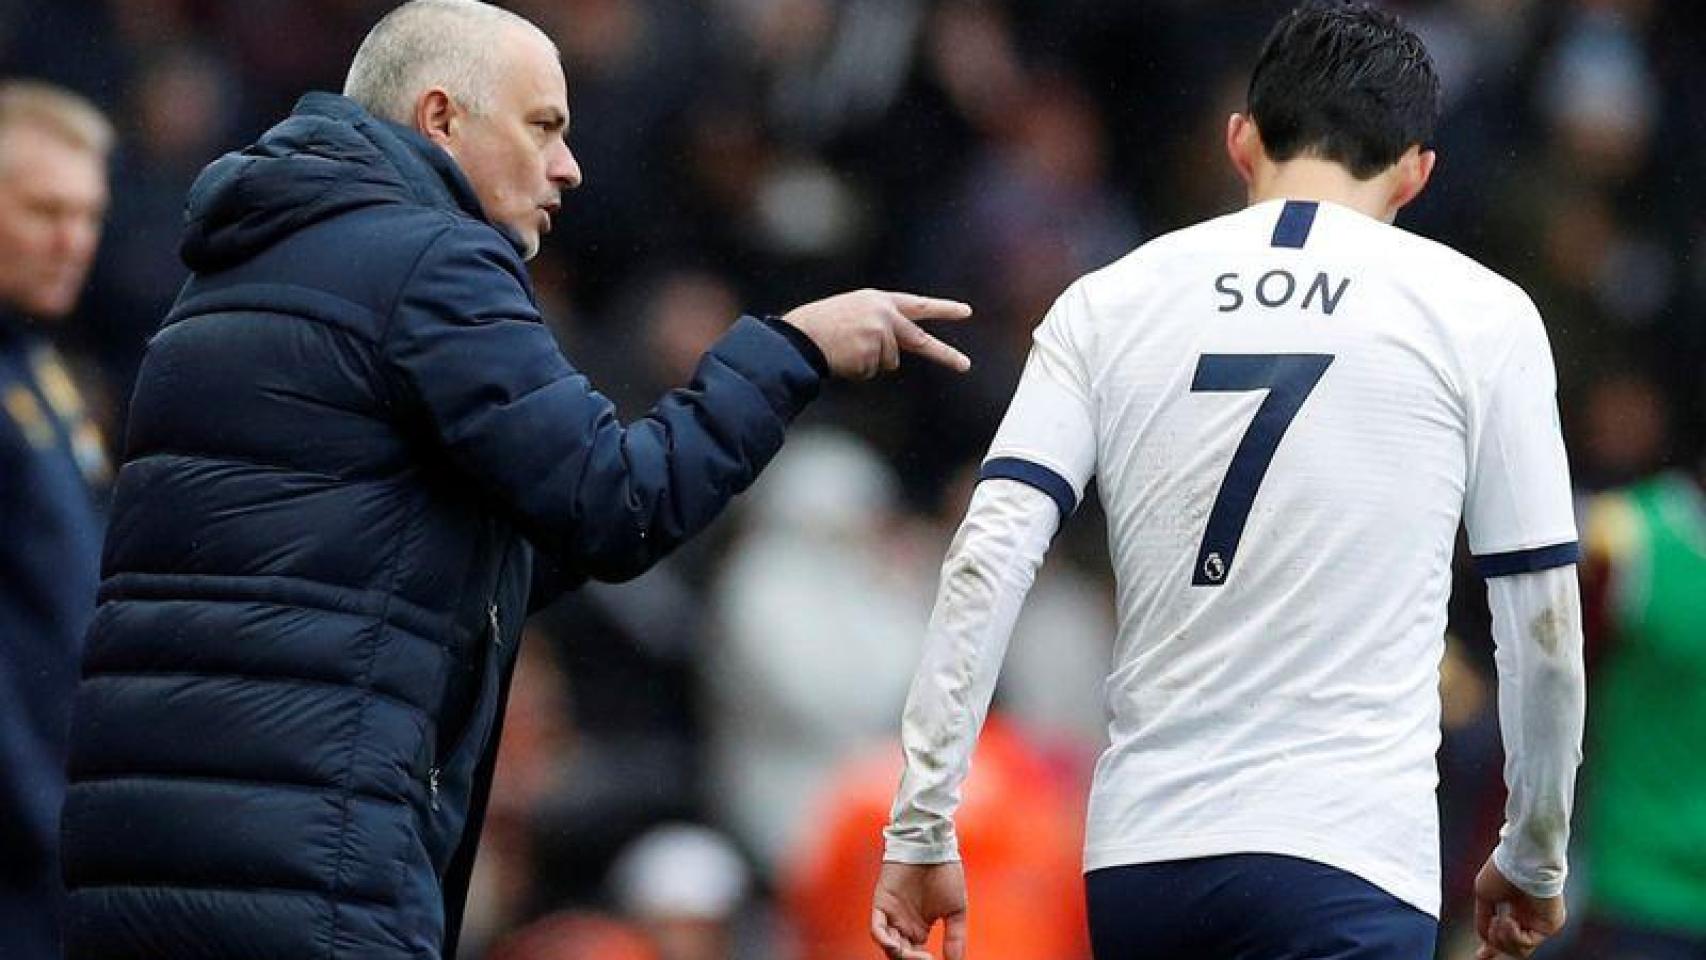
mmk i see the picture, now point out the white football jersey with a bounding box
[982,198,1579,916]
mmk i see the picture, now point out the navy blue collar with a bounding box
[0,305,40,348]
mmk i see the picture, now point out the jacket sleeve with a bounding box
[380,222,823,582]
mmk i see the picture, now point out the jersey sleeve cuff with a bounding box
[1472,541,1582,579]
[978,457,1077,521]
[882,835,962,865]
[1492,844,1566,900]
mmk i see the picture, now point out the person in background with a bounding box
[609,822,752,960]
[789,715,1088,960]
[0,79,112,960]
[1572,451,1706,959]
[704,428,928,876]
[484,911,659,960]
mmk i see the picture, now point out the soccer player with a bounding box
[870,5,1585,960]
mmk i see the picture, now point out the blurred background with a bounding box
[4,0,1703,957]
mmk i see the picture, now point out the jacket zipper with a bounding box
[427,602,502,813]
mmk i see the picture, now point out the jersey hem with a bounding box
[1082,831,1440,918]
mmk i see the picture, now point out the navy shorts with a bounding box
[1086,853,1437,960]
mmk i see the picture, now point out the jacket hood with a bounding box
[180,92,504,272]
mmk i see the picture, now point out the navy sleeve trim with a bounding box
[758,314,830,379]
[978,457,1077,521]
[1473,541,1583,578]
[1271,200,1319,249]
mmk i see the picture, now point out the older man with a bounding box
[57,2,969,958]
[0,80,112,960]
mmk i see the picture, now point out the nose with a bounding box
[549,138,582,191]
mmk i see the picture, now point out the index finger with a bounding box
[886,291,973,322]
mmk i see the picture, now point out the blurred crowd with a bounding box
[4,0,1704,957]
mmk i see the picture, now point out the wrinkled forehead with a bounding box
[492,24,568,116]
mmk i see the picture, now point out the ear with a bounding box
[1388,145,1437,214]
[414,88,461,147]
[1225,113,1260,187]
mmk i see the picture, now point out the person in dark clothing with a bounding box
[0,80,113,960]
[56,2,972,958]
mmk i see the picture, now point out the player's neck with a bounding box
[1248,158,1401,223]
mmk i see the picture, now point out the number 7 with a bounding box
[1190,353,1334,586]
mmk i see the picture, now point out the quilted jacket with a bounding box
[60,93,823,960]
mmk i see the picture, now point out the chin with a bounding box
[27,292,78,321]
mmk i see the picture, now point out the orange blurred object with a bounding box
[783,714,1091,960]
[484,910,660,960]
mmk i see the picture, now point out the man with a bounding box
[872,5,1584,960]
[57,2,970,958]
[0,80,113,960]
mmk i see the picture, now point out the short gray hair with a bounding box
[0,80,114,161]
[343,0,553,123]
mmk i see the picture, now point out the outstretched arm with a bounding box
[384,223,971,586]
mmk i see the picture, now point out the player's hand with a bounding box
[782,289,972,380]
[870,861,969,960]
[1473,857,1566,959]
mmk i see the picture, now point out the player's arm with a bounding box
[872,284,1096,960]
[1475,562,1585,960]
[1463,294,1585,960]
[872,478,1060,960]
[1485,565,1585,897]
[881,478,1062,864]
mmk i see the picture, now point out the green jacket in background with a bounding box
[1583,471,1706,934]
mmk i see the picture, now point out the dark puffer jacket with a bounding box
[59,93,823,960]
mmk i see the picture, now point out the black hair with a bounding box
[1247,1,1441,179]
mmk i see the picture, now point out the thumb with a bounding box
[943,908,969,960]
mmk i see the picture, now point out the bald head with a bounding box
[343,0,557,123]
